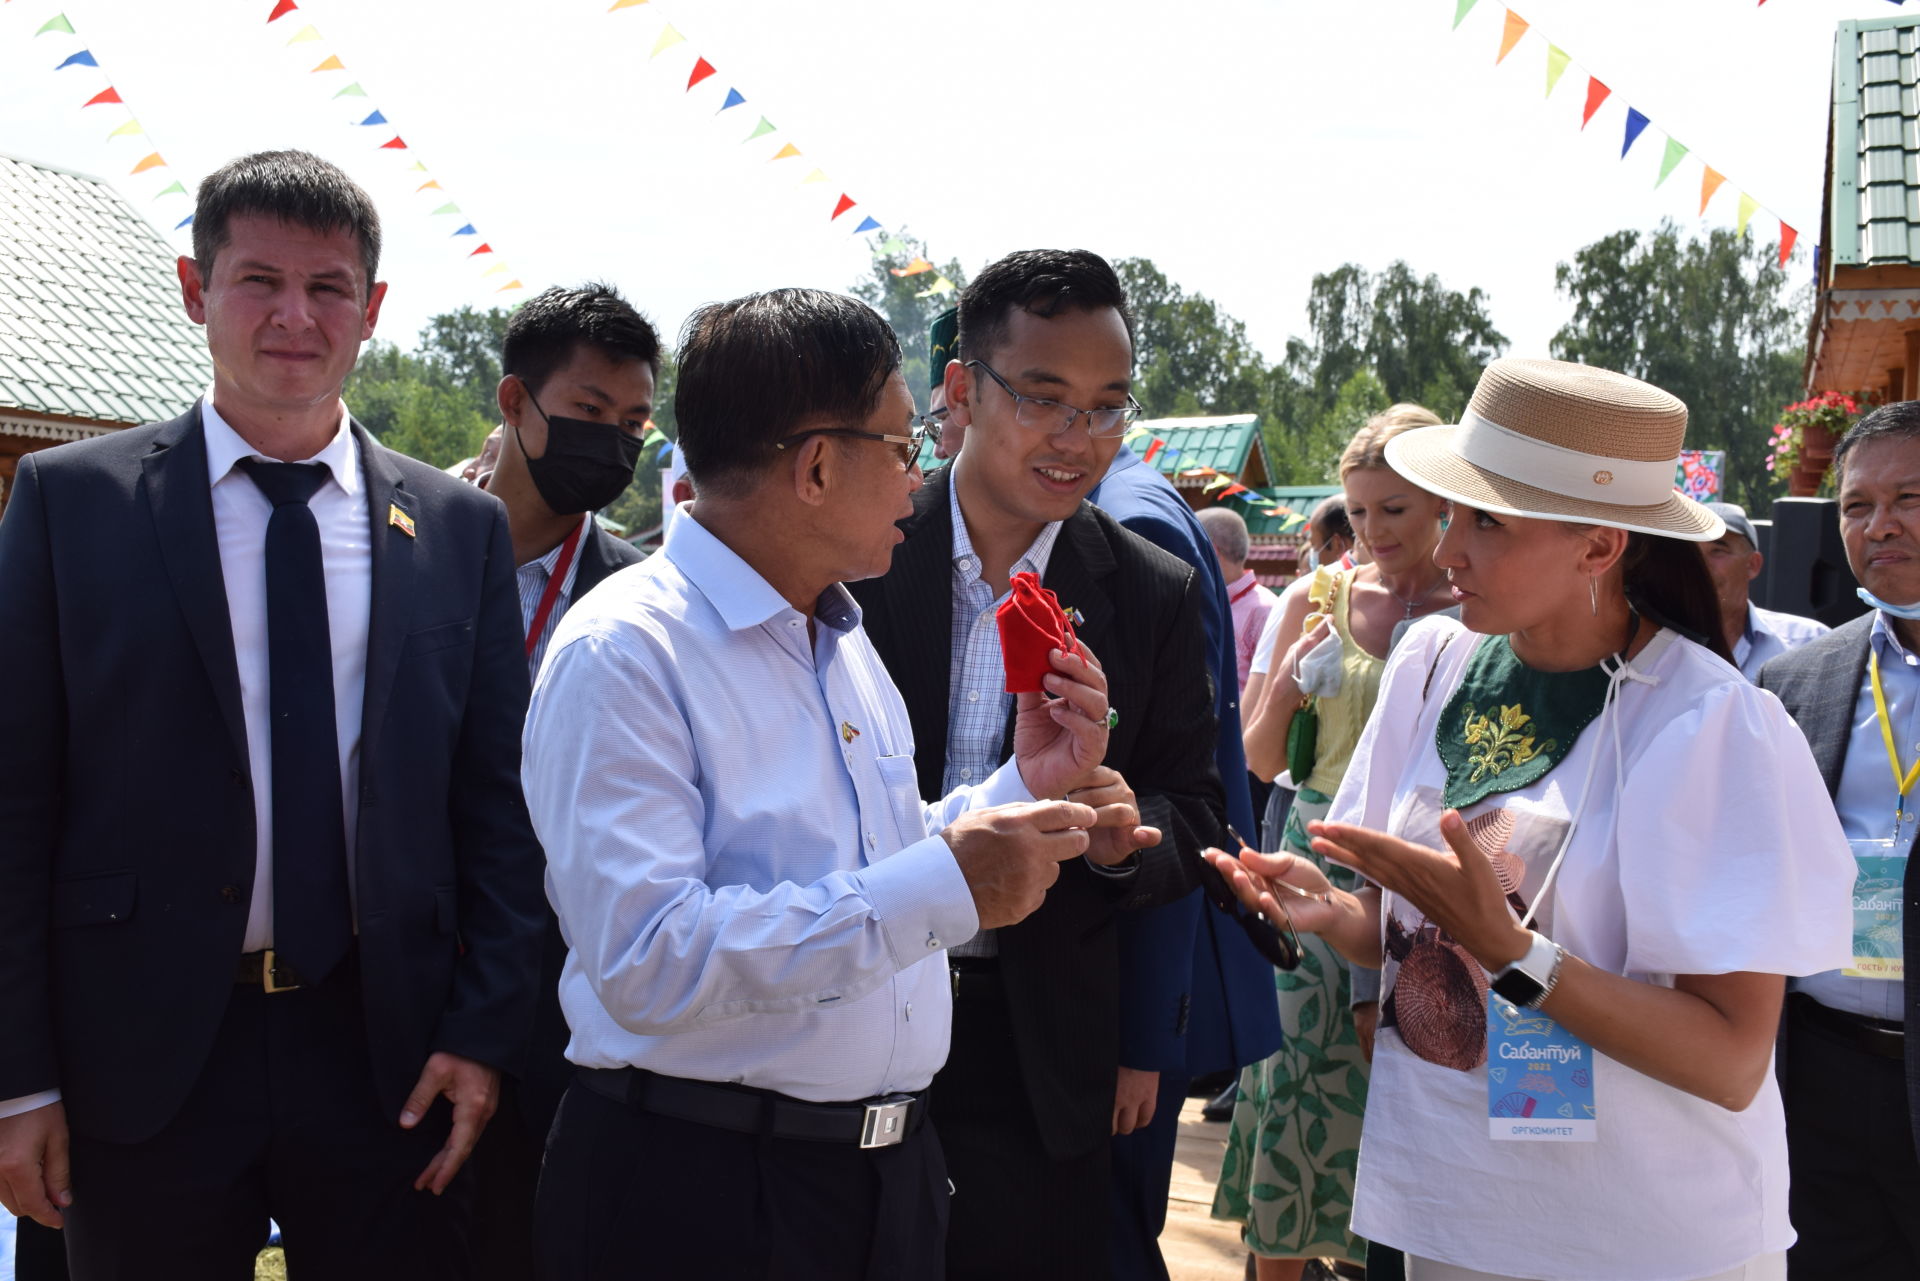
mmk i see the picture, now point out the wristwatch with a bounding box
[1490,931,1564,1010]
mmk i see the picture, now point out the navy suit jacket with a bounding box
[0,404,546,1144]
[1090,446,1284,1076]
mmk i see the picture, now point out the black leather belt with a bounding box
[1791,992,1905,1060]
[577,1067,925,1149]
[948,954,1000,999]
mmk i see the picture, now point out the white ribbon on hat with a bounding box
[1454,410,1675,506]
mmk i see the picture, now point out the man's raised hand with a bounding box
[1011,644,1111,801]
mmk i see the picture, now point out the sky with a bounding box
[0,0,1891,391]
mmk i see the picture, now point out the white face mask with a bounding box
[1860,586,1920,621]
[1304,539,1333,572]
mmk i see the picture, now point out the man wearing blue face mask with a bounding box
[462,283,658,1280]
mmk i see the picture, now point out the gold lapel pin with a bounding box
[840,721,861,744]
[388,504,416,538]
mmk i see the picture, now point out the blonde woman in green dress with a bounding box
[1218,408,1450,1279]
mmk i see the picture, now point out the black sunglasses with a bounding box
[1201,825,1301,971]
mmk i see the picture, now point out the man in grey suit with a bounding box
[1759,400,1920,1277]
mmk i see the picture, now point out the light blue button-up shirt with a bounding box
[1734,602,1830,681]
[523,504,1033,1101]
[1797,611,1914,1021]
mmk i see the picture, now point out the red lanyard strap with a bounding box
[525,520,585,659]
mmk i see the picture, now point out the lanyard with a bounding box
[1869,648,1920,825]
[524,520,585,660]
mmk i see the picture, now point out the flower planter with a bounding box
[1802,422,1837,462]
[1789,462,1825,497]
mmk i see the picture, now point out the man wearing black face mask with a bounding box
[463,282,659,1281]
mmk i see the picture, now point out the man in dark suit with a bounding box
[1759,400,1920,1278]
[850,248,1226,1280]
[459,283,657,1279]
[0,150,543,1280]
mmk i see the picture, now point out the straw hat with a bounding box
[1384,358,1724,542]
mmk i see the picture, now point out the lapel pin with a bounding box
[840,721,861,744]
[1065,606,1085,627]
[388,504,416,538]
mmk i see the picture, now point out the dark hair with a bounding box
[1619,532,1733,664]
[503,283,662,395]
[192,150,381,290]
[1835,399,1920,478]
[1311,495,1352,547]
[956,248,1134,366]
[675,288,901,497]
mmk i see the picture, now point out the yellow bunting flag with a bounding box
[1496,9,1528,63]
[482,262,511,277]
[130,153,165,174]
[800,167,827,185]
[1544,44,1569,95]
[1736,192,1758,237]
[107,119,144,138]
[1699,166,1726,214]
[311,55,344,72]
[769,143,800,161]
[284,24,321,44]
[610,0,648,8]
[650,24,684,57]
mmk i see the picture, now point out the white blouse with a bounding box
[1329,617,1852,1281]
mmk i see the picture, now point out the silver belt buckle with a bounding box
[858,1094,914,1148]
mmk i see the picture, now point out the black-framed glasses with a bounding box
[966,360,1143,439]
[1212,824,1302,971]
[773,424,928,473]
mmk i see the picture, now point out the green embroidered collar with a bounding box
[1435,635,1613,809]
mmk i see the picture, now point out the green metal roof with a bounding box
[0,153,211,425]
[1830,16,1920,267]
[1133,414,1269,485]
[1233,485,1336,536]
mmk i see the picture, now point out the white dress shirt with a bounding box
[523,504,1033,1102]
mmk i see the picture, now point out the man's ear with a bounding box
[790,435,835,508]
[178,256,207,324]
[497,374,525,427]
[360,280,388,342]
[942,359,973,428]
[1747,551,1765,585]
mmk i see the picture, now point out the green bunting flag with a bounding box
[333,82,366,98]
[35,14,76,36]
[1655,137,1688,188]
[744,116,776,142]
[1544,45,1570,96]
[1451,0,1479,29]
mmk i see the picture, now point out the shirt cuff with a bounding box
[973,759,1036,810]
[857,834,982,963]
[1085,852,1140,878]
[0,1089,61,1121]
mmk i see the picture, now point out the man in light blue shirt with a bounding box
[1704,501,1829,679]
[522,288,1157,1281]
[1759,405,1920,1278]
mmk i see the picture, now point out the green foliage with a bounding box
[850,232,968,400]
[1551,220,1810,512]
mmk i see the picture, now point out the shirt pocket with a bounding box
[874,754,928,853]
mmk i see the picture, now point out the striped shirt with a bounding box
[518,514,591,679]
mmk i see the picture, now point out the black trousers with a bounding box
[535,1075,950,1281]
[1109,1070,1190,1281]
[1785,995,1920,1280]
[61,955,469,1281]
[937,970,1111,1281]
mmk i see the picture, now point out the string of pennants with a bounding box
[1451,0,1798,267]
[607,0,890,248]
[1124,426,1309,530]
[20,10,194,231]
[266,0,524,295]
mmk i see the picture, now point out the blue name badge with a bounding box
[1844,837,1904,981]
[1487,992,1597,1142]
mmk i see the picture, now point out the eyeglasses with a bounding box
[966,361,1143,439]
[773,423,928,474]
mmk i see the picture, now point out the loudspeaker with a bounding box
[1758,497,1867,627]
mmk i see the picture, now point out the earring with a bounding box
[1589,575,1599,617]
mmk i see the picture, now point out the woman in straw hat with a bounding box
[1205,358,1854,1281]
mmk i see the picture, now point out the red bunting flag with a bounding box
[267,0,298,19]
[830,194,856,220]
[1143,438,1164,465]
[129,152,165,174]
[379,135,407,149]
[1581,77,1609,129]
[1779,222,1798,267]
[83,87,122,107]
[1496,9,1528,63]
[469,243,493,257]
[1219,483,1250,499]
[687,57,716,90]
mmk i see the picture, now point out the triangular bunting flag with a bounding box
[496,280,524,292]
[55,50,97,70]
[333,82,366,98]
[609,0,647,9]
[1779,222,1798,267]
[891,258,934,277]
[483,262,510,277]
[155,180,186,196]
[1496,9,1528,63]
[1581,77,1610,129]
[830,194,856,220]
[34,14,75,36]
[881,235,907,254]
[800,168,828,185]
[915,275,957,299]
[769,143,800,161]
[745,116,776,141]
[1699,166,1726,213]
[360,110,387,126]
[1451,0,1478,29]
[452,223,476,236]
[641,426,669,454]
[380,136,408,149]
[84,88,123,107]
[1143,439,1164,464]
[468,243,493,257]
[407,161,427,171]
[107,119,144,138]
[267,0,299,20]
[312,54,345,72]
[650,24,684,57]
[175,214,194,229]
[285,24,321,44]
[1621,108,1649,158]
[1656,137,1688,187]
[1736,192,1758,237]
[430,202,460,215]
[1220,483,1249,499]
[130,153,165,175]
[415,182,442,194]
[1545,45,1570,96]
[719,87,745,112]
[687,57,716,90]
[852,216,881,235]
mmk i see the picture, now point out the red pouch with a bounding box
[995,571,1076,694]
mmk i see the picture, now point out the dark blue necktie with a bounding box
[238,457,351,983]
